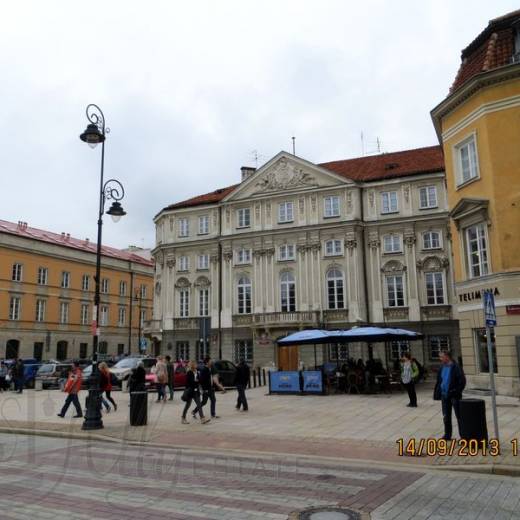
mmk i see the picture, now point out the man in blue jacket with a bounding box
[434,351,466,440]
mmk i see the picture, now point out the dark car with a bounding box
[36,363,73,389]
[213,360,238,388]
[5,358,42,389]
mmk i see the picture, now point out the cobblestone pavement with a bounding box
[1,385,520,469]
[1,434,519,519]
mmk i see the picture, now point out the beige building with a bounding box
[0,220,154,361]
[149,148,459,370]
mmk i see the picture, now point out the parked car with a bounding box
[35,362,73,389]
[213,360,238,387]
[4,358,43,389]
[146,361,188,390]
[109,357,157,388]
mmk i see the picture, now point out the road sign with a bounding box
[484,290,497,327]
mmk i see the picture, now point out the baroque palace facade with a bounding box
[0,219,154,361]
[149,147,460,370]
[431,9,520,395]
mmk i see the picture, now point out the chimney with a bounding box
[241,166,256,182]
[61,232,66,239]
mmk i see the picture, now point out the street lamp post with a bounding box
[135,291,143,353]
[79,104,126,431]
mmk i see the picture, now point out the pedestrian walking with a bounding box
[192,357,219,419]
[165,355,174,400]
[434,351,466,440]
[57,361,83,418]
[0,362,8,391]
[153,356,168,402]
[99,362,117,412]
[12,358,25,394]
[181,360,210,424]
[401,352,418,407]
[234,359,250,412]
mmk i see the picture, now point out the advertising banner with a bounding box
[302,370,323,394]
[269,371,301,393]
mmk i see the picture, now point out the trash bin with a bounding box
[130,391,148,426]
[459,398,488,441]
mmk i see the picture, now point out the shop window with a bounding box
[474,328,497,373]
[234,340,253,365]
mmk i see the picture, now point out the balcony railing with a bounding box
[173,318,200,330]
[233,311,320,327]
[143,319,162,334]
[383,307,409,321]
[420,305,452,319]
[323,309,349,323]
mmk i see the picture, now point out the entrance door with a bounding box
[56,341,68,360]
[278,345,299,371]
[33,342,44,361]
[6,339,19,359]
[153,340,161,357]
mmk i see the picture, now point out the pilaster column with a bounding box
[404,231,420,321]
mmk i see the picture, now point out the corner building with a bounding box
[0,220,154,360]
[432,10,520,395]
[150,148,459,371]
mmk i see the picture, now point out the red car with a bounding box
[146,361,188,390]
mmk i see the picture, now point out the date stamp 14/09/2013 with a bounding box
[395,438,520,457]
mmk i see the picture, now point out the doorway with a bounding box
[56,341,68,361]
[278,345,299,371]
[153,339,161,357]
[33,342,44,361]
[6,339,19,359]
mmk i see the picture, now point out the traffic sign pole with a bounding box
[484,290,499,441]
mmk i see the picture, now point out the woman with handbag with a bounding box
[99,362,117,412]
[153,356,168,403]
[181,360,210,425]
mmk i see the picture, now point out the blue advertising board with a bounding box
[302,371,323,394]
[269,371,301,393]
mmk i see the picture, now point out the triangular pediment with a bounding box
[449,197,489,221]
[224,151,356,202]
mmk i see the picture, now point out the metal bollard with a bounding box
[253,370,257,388]
[262,368,266,386]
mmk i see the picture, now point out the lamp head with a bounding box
[80,123,105,148]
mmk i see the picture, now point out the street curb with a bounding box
[2,427,520,477]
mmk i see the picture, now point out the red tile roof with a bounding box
[450,9,519,93]
[162,146,444,211]
[0,219,153,267]
[164,184,239,210]
[319,145,444,182]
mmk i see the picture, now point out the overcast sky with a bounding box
[1,1,517,249]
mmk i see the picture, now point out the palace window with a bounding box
[37,267,48,285]
[12,263,23,282]
[327,269,345,310]
[419,186,438,209]
[9,297,21,320]
[197,254,209,270]
[381,191,398,214]
[176,341,190,361]
[178,218,189,237]
[423,231,441,250]
[383,234,402,253]
[101,278,109,294]
[178,256,189,271]
[278,201,294,223]
[328,344,349,361]
[279,244,295,261]
[234,340,253,365]
[325,239,342,256]
[61,271,70,288]
[385,275,405,307]
[324,196,340,217]
[119,280,127,296]
[81,304,89,326]
[237,277,252,314]
[35,299,46,322]
[198,215,209,235]
[390,340,410,361]
[428,335,450,360]
[236,248,252,265]
[179,289,190,317]
[280,272,296,312]
[465,223,489,278]
[81,274,90,291]
[118,307,126,327]
[59,302,69,324]
[237,208,251,228]
[456,136,479,185]
[199,288,209,317]
[425,272,445,305]
[100,305,109,326]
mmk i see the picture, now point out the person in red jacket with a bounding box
[57,361,83,418]
[99,362,117,412]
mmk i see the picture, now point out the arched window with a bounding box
[327,269,345,309]
[280,272,296,312]
[237,277,251,314]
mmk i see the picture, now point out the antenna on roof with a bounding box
[291,136,296,155]
[250,150,265,168]
[361,131,365,156]
[376,137,381,154]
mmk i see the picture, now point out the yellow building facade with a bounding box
[0,220,154,361]
[432,10,520,395]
